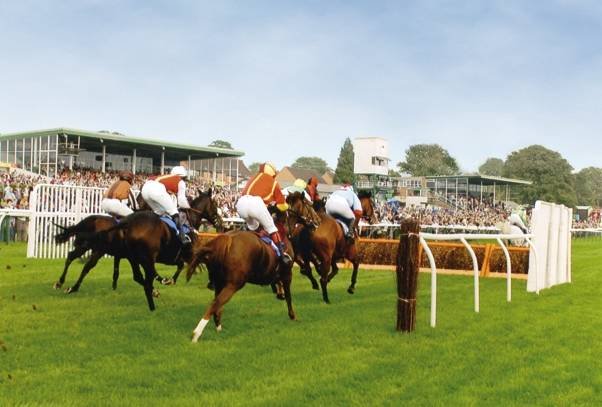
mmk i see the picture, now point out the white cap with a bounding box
[170,166,187,177]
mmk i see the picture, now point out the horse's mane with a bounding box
[357,190,372,199]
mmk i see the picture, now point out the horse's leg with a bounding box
[112,256,120,290]
[192,283,239,342]
[347,259,360,294]
[299,256,319,290]
[66,250,103,294]
[327,260,339,282]
[129,259,145,287]
[140,260,159,311]
[54,246,87,289]
[280,269,296,320]
[168,261,185,285]
[318,256,331,304]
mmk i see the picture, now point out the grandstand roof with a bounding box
[426,174,532,186]
[0,127,244,161]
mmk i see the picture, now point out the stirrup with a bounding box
[280,252,293,266]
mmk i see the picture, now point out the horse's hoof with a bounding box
[276,294,285,301]
[112,285,117,291]
[65,287,76,294]
[216,325,223,332]
[206,282,214,290]
[53,282,62,290]
[152,289,160,298]
[191,332,201,343]
[161,278,174,286]
[347,287,355,294]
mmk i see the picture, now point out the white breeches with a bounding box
[508,213,527,231]
[101,198,133,218]
[141,180,178,216]
[235,195,277,234]
[326,195,354,221]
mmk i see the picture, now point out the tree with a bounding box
[503,145,576,207]
[478,158,505,176]
[388,168,401,177]
[209,140,233,149]
[248,162,261,174]
[574,167,602,206]
[397,144,459,176]
[333,138,355,184]
[291,156,330,175]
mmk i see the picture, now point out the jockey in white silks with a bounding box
[508,208,528,234]
[141,166,191,246]
[325,185,362,240]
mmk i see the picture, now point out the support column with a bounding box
[480,181,483,203]
[160,149,165,174]
[493,182,496,205]
[455,178,458,209]
[188,155,191,174]
[132,148,137,174]
[213,157,217,183]
[506,184,509,203]
[236,159,239,190]
[101,144,106,173]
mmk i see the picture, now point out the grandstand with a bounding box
[0,127,244,176]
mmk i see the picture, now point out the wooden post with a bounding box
[396,218,421,332]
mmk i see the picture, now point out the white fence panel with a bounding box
[527,201,572,293]
[26,184,106,258]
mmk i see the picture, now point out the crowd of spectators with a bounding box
[2,168,601,232]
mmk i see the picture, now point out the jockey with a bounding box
[325,183,362,241]
[141,166,191,246]
[306,176,320,203]
[101,170,136,218]
[283,178,312,203]
[236,162,292,266]
[508,208,528,234]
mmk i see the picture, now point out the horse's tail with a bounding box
[53,221,86,244]
[186,234,232,281]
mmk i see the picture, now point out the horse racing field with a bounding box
[1,239,600,406]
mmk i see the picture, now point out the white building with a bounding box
[353,137,390,176]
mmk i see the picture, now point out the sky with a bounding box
[2,0,602,172]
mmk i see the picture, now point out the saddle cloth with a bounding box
[253,231,281,257]
[159,215,190,236]
[332,217,349,235]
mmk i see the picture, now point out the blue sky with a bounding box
[2,0,602,172]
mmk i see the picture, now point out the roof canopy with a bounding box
[426,174,532,186]
[0,127,244,162]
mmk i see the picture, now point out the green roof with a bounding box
[0,127,244,161]
[426,174,532,186]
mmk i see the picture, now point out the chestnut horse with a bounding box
[287,191,376,303]
[186,225,295,342]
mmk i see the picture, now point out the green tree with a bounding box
[333,138,355,184]
[503,145,576,207]
[398,144,459,176]
[478,158,505,176]
[209,140,233,149]
[388,168,401,177]
[291,156,330,175]
[574,167,602,206]
[247,162,261,174]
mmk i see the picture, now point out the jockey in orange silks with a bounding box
[236,162,292,266]
[141,166,192,246]
[325,184,362,240]
[306,176,320,203]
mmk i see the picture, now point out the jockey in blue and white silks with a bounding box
[325,185,362,240]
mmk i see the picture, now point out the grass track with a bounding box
[1,240,601,406]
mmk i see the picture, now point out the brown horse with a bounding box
[287,191,376,303]
[53,190,222,293]
[186,226,295,342]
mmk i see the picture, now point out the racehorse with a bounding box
[185,226,296,342]
[54,190,222,294]
[288,191,376,303]
[496,220,528,247]
[99,192,223,311]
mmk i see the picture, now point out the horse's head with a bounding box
[188,188,224,232]
[357,191,378,224]
[286,191,321,228]
[313,197,326,214]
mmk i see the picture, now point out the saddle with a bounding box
[253,230,281,257]
[159,215,191,236]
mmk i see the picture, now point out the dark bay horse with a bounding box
[287,192,376,303]
[54,190,222,295]
[186,229,296,342]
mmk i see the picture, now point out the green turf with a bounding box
[1,240,601,406]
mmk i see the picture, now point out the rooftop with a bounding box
[426,174,532,186]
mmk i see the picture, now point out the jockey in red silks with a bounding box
[306,176,320,203]
[101,170,136,218]
[325,183,362,241]
[141,166,191,246]
[236,162,292,266]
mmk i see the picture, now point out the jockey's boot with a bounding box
[345,219,356,242]
[270,232,293,267]
[172,213,192,247]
